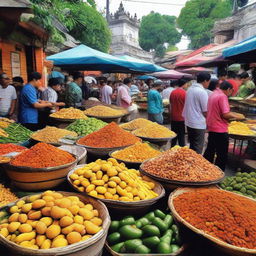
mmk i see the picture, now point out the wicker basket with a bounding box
[67,165,165,214]
[168,187,256,256]
[0,191,110,256]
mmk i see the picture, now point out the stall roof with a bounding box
[150,70,192,79]
[175,41,235,68]
[47,45,166,73]
[223,36,256,62]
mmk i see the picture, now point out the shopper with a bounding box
[217,70,227,85]
[116,78,132,108]
[0,73,17,118]
[227,71,240,96]
[19,72,52,131]
[147,79,164,124]
[237,71,256,98]
[183,72,210,154]
[65,71,83,107]
[204,81,237,170]
[100,77,113,105]
[161,80,178,100]
[170,78,189,147]
[206,79,219,95]
[12,76,24,90]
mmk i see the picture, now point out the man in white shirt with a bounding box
[183,72,211,154]
[162,80,178,100]
[0,73,17,117]
[100,77,113,105]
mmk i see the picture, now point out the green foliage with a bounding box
[166,45,178,52]
[155,45,166,58]
[139,12,181,54]
[177,0,232,49]
[30,0,111,52]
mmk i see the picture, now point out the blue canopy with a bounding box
[136,75,156,80]
[118,55,166,73]
[47,45,166,73]
[223,36,256,62]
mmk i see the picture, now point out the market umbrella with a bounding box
[179,67,213,74]
[118,55,166,73]
[150,70,192,79]
[136,75,156,80]
[47,45,166,73]
[223,36,256,62]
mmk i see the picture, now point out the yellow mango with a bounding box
[28,210,42,220]
[107,168,118,177]
[52,237,68,248]
[45,201,54,207]
[97,195,105,199]
[56,198,72,208]
[81,180,90,187]
[19,224,32,233]
[82,235,92,241]
[40,217,53,227]
[46,224,61,239]
[15,231,36,243]
[91,217,102,226]
[9,206,20,214]
[8,222,20,233]
[50,206,66,219]
[84,204,93,211]
[69,173,79,180]
[42,190,54,196]
[67,231,82,244]
[36,235,46,247]
[110,176,121,184]
[107,188,117,195]
[0,227,8,237]
[16,200,25,208]
[91,164,101,172]
[92,180,105,186]
[119,181,127,189]
[8,213,19,222]
[18,214,28,223]
[84,221,101,234]
[86,184,95,193]
[83,170,93,178]
[78,208,94,220]
[108,181,117,188]
[102,174,109,182]
[96,186,107,194]
[40,239,51,249]
[92,209,99,217]
[74,215,83,225]
[68,205,79,215]
[42,195,54,202]
[60,216,73,227]
[113,195,119,200]
[35,221,47,234]
[62,225,73,235]
[72,223,85,235]
[10,234,16,242]
[88,190,98,198]
[28,194,41,203]
[32,199,46,209]
[21,203,32,213]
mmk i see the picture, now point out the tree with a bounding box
[139,12,181,55]
[30,0,111,52]
[177,0,232,49]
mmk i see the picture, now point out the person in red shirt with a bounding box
[227,71,240,96]
[170,78,189,147]
[204,81,237,170]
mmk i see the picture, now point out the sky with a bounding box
[95,0,190,49]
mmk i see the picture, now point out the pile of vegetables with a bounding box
[108,209,181,254]
[220,171,256,198]
[0,123,32,144]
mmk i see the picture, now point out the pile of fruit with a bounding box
[67,118,107,136]
[108,210,181,254]
[69,158,158,201]
[50,108,87,120]
[0,191,103,249]
[220,171,256,198]
[228,121,255,136]
[0,123,32,144]
[0,118,14,129]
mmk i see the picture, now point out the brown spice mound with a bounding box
[174,188,256,249]
[77,122,140,148]
[142,147,223,182]
[11,142,75,168]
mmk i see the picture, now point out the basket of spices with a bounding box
[84,106,125,123]
[140,147,225,190]
[76,122,141,156]
[31,126,78,146]
[169,187,256,256]
[0,190,110,256]
[4,143,77,191]
[110,142,161,168]
[119,118,155,131]
[67,158,165,214]
[132,122,176,146]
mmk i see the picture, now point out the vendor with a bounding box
[39,78,65,128]
[204,81,238,170]
[65,71,83,107]
[0,73,17,118]
[100,77,113,105]
[147,79,164,124]
[116,78,132,109]
[236,71,255,98]
[19,72,53,131]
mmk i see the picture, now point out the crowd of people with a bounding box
[0,68,255,171]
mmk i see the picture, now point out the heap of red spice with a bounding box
[10,142,75,168]
[77,122,140,148]
[0,144,26,155]
[174,188,256,249]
